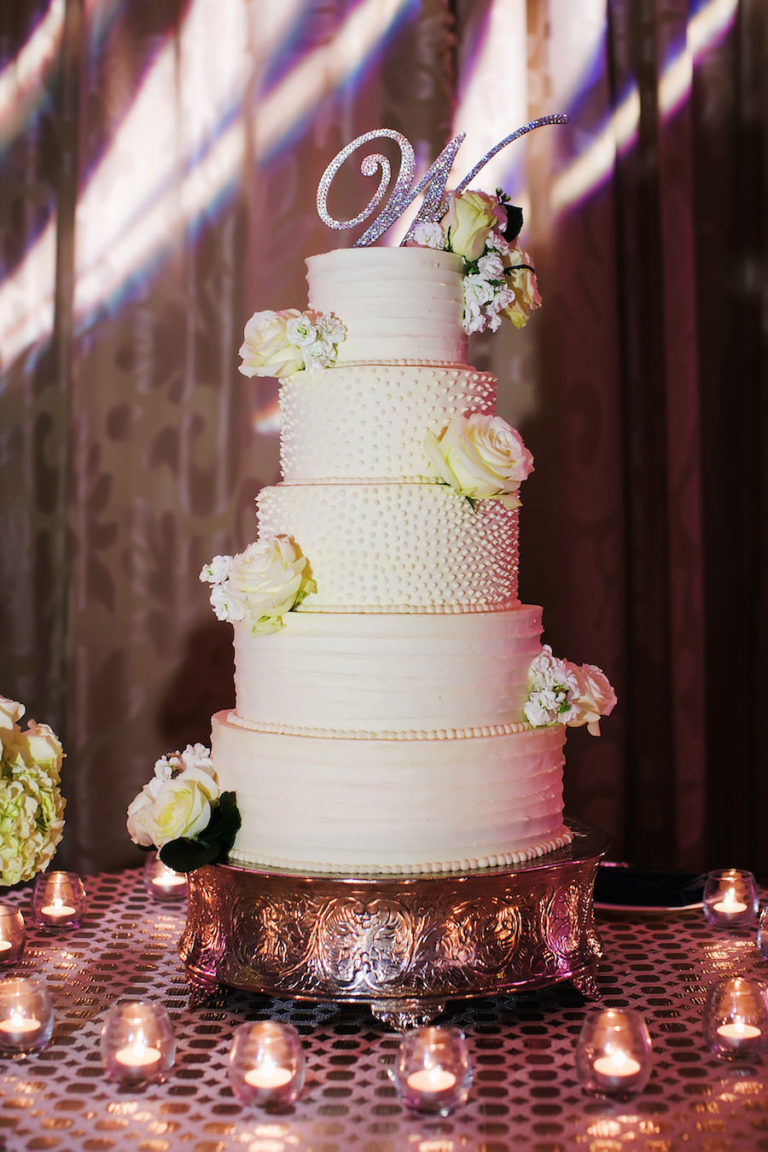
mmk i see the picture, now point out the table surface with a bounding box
[1,867,767,1152]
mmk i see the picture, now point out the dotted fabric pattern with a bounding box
[1,869,768,1151]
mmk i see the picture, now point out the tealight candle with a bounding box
[0,975,54,1055]
[228,1022,305,1107]
[0,907,24,967]
[393,1027,472,1115]
[576,1009,653,1097]
[101,1000,175,1084]
[143,853,187,902]
[703,869,758,928]
[704,978,768,1060]
[32,872,87,931]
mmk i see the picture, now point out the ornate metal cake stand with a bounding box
[179,817,609,1028]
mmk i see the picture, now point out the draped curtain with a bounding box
[1,0,765,875]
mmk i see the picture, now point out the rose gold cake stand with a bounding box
[179,817,609,1028]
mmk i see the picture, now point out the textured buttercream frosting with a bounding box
[306,247,467,364]
[233,606,542,732]
[213,711,570,875]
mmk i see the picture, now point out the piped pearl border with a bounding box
[228,826,574,876]
[226,710,551,741]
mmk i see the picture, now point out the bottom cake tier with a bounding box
[211,710,570,874]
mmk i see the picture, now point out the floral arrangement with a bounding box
[200,535,316,635]
[424,413,534,508]
[0,697,65,887]
[238,308,347,379]
[126,743,240,872]
[524,646,617,736]
[410,188,541,334]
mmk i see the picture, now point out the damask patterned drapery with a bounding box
[1,0,766,875]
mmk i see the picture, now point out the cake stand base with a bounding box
[179,817,609,1028]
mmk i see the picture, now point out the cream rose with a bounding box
[502,244,542,329]
[230,535,315,632]
[444,190,505,261]
[0,697,24,731]
[568,664,617,736]
[424,414,534,502]
[127,765,220,848]
[238,310,305,378]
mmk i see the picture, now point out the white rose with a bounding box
[238,310,305,378]
[424,414,534,501]
[567,663,617,736]
[443,190,505,261]
[22,723,63,777]
[230,535,314,626]
[127,766,220,849]
[0,697,24,732]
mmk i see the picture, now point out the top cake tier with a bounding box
[306,247,467,364]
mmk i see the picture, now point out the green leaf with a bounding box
[158,792,242,873]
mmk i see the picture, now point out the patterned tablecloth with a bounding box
[1,867,767,1152]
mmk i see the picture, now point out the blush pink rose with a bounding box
[568,663,617,736]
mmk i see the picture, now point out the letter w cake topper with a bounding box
[316,116,568,247]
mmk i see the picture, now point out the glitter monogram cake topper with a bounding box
[316,115,568,247]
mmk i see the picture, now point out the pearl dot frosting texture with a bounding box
[256,481,519,611]
[280,364,497,481]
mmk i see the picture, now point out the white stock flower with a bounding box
[199,555,233,585]
[285,314,318,348]
[409,221,446,249]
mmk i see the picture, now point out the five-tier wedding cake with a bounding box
[197,148,616,876]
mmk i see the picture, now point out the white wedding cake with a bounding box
[201,218,615,874]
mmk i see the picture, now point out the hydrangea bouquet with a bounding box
[410,187,541,334]
[127,744,240,872]
[0,697,65,887]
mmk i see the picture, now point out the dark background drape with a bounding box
[1,0,766,876]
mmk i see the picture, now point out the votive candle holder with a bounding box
[143,853,187,902]
[392,1026,473,1116]
[0,907,25,967]
[576,1008,653,1098]
[704,978,768,1061]
[32,871,87,931]
[757,906,768,959]
[703,869,758,928]
[0,975,54,1056]
[101,999,176,1085]
[228,1021,305,1107]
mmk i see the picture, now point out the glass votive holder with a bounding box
[0,975,54,1056]
[576,1008,653,1098]
[228,1021,306,1107]
[0,907,25,967]
[101,999,176,1085]
[703,869,758,928]
[143,853,187,902]
[757,906,768,959]
[392,1026,473,1116]
[704,977,768,1061]
[32,871,87,930]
